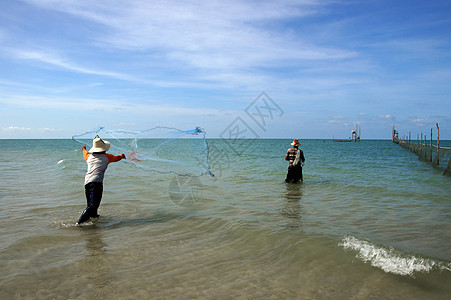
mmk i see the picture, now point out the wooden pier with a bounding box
[394,123,451,176]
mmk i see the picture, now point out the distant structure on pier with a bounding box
[352,124,361,142]
[392,125,399,144]
[334,124,361,142]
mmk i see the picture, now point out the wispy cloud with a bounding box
[1,126,31,131]
[22,0,354,71]
[0,94,226,117]
[1,1,450,138]
[3,47,229,88]
[12,49,138,81]
[411,118,433,127]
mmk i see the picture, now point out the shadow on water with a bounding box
[280,183,304,229]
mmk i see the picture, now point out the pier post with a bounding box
[437,123,440,165]
[394,122,450,177]
[434,123,440,166]
[420,133,424,159]
[424,133,427,160]
[409,131,412,150]
[415,133,420,155]
[430,128,433,162]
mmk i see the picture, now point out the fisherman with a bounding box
[285,139,305,183]
[77,135,126,225]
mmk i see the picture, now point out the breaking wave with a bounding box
[339,235,451,276]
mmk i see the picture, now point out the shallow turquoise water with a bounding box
[0,139,450,299]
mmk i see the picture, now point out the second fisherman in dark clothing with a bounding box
[285,139,305,183]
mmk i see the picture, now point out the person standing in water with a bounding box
[77,135,126,225]
[285,139,305,183]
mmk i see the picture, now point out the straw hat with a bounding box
[291,139,300,147]
[89,135,110,153]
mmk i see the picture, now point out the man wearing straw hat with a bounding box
[285,139,305,183]
[77,135,126,225]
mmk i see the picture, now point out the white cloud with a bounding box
[2,126,31,131]
[21,0,354,71]
[39,127,59,132]
[12,49,138,82]
[3,1,449,139]
[411,118,431,127]
[0,94,225,117]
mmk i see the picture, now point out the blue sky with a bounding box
[1,0,450,139]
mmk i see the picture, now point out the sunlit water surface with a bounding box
[1,139,450,299]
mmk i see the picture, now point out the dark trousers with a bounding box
[77,182,103,224]
[285,164,303,183]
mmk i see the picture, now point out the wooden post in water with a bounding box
[436,123,440,165]
[432,123,440,166]
[409,131,412,150]
[415,133,420,155]
[430,128,433,162]
[394,122,450,176]
[421,133,423,159]
[424,132,428,160]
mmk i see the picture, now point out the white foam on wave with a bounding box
[53,220,76,229]
[339,235,451,276]
[57,159,65,164]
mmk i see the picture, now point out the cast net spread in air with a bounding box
[72,126,213,177]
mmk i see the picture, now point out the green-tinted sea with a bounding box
[1,139,450,299]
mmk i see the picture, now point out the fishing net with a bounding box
[72,126,213,177]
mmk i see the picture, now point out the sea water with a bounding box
[0,139,450,299]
